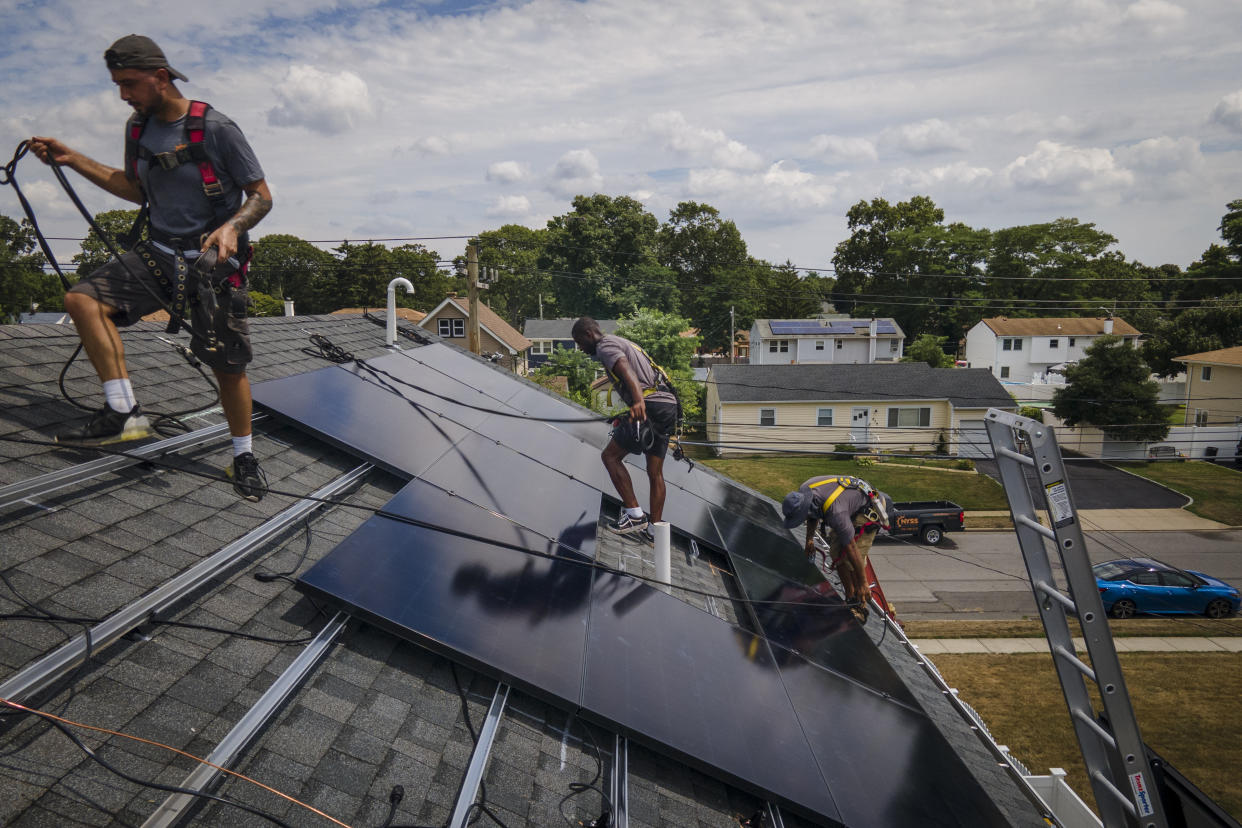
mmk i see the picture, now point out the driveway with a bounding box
[974,458,1189,510]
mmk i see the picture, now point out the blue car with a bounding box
[1094,558,1241,619]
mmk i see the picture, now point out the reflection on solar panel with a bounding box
[256,343,1017,825]
[769,320,898,336]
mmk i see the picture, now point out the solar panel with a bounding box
[767,320,899,337]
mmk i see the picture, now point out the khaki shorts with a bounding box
[70,245,252,374]
[826,515,877,573]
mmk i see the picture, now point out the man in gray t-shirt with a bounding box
[30,35,273,501]
[573,316,679,540]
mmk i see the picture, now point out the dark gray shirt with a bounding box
[131,107,265,239]
[799,476,869,546]
[594,335,677,406]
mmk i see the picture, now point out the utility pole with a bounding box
[467,241,481,355]
[729,306,735,364]
[538,293,543,320]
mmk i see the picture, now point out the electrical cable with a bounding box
[448,663,510,828]
[556,714,612,828]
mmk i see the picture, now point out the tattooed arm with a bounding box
[202,179,273,260]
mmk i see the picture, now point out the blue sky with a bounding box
[2,0,1241,272]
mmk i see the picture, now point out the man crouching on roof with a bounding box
[573,317,679,545]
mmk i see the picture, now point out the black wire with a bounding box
[253,515,314,583]
[557,714,612,828]
[0,141,73,291]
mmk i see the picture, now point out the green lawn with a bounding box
[1110,460,1242,526]
[700,454,1010,509]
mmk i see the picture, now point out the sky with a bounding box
[2,0,1241,274]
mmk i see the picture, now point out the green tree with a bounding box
[0,214,55,321]
[249,233,337,313]
[697,261,764,354]
[1142,292,1242,377]
[534,346,598,397]
[248,290,285,317]
[73,208,143,275]
[1051,336,1169,442]
[656,201,748,326]
[616,307,698,371]
[903,333,954,368]
[475,225,552,327]
[758,261,821,319]
[390,243,457,311]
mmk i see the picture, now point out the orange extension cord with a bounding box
[1,697,352,827]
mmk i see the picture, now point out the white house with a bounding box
[963,316,1141,384]
[749,317,904,365]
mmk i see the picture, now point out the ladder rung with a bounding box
[1035,580,1077,615]
[1053,645,1097,682]
[1073,709,1117,751]
[997,446,1035,467]
[1091,769,1139,818]
[1016,514,1056,540]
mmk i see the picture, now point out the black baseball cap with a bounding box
[104,35,188,82]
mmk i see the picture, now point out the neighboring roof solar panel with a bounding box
[768,320,899,336]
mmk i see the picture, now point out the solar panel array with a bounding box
[253,345,1007,826]
[768,320,899,336]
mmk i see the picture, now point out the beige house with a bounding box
[705,363,1015,458]
[1177,345,1242,427]
[418,296,531,373]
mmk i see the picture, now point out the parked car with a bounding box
[1093,558,1240,619]
[885,501,964,545]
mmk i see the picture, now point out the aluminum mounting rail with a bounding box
[141,611,351,827]
[0,462,372,704]
[984,408,1166,828]
[451,682,510,827]
[611,734,628,828]
[0,413,268,511]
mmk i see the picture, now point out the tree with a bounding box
[0,214,54,321]
[534,346,598,400]
[697,261,764,354]
[903,333,954,368]
[615,307,698,371]
[248,291,285,317]
[656,201,748,325]
[73,208,143,275]
[475,224,552,327]
[1051,336,1169,442]
[1142,292,1242,377]
[249,234,337,313]
[757,261,821,319]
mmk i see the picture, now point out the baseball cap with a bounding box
[104,35,188,82]
[781,490,812,529]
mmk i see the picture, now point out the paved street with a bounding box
[870,529,1242,620]
[974,458,1189,509]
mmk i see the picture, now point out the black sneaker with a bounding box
[639,526,655,545]
[56,404,153,447]
[227,452,267,502]
[609,512,648,534]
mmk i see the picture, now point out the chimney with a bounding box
[1103,317,1114,334]
[283,299,294,317]
[868,317,878,363]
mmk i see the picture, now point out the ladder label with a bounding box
[1130,772,1155,817]
[1044,481,1074,527]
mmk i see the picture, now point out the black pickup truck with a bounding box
[885,501,965,545]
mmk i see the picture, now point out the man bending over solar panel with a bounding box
[781,475,894,617]
[573,316,680,544]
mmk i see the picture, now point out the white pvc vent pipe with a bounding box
[386,277,415,346]
[652,521,671,591]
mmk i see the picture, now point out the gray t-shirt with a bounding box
[131,107,265,239]
[594,335,677,406]
[799,476,869,546]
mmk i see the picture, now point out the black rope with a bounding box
[1,142,73,290]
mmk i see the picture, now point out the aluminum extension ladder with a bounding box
[983,409,1166,828]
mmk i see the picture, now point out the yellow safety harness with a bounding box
[807,475,884,522]
[603,339,688,463]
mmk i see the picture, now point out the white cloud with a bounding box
[409,136,452,156]
[889,162,994,191]
[1123,0,1187,29]
[485,195,531,217]
[1210,91,1242,132]
[549,149,603,196]
[646,111,762,170]
[1002,140,1134,193]
[881,118,969,155]
[807,134,878,163]
[686,160,835,213]
[1113,136,1203,173]
[486,161,528,183]
[268,65,372,135]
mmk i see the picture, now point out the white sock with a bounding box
[232,435,253,457]
[626,506,644,519]
[103,379,136,413]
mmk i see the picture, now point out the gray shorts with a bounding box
[70,245,253,374]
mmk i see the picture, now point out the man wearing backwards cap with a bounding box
[29,35,272,502]
[781,475,894,613]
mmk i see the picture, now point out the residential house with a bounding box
[1177,345,1242,427]
[420,295,531,371]
[332,306,427,325]
[963,316,1141,383]
[523,318,618,368]
[749,317,905,365]
[705,362,1016,457]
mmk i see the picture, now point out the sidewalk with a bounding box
[964,508,1233,532]
[911,637,1242,654]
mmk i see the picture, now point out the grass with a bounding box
[1110,460,1242,526]
[700,455,1010,509]
[903,617,1242,639]
[933,652,1242,821]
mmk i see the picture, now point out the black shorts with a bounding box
[611,400,678,459]
[69,244,253,374]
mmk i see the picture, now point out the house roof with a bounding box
[332,306,427,323]
[710,363,1016,409]
[420,297,531,353]
[980,316,1141,337]
[1174,344,1242,367]
[753,317,906,339]
[0,315,1043,827]
[523,318,618,339]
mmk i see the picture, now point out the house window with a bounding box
[815,340,824,351]
[1201,366,1212,381]
[887,407,931,428]
[1000,367,1010,378]
[1049,338,1059,348]
[1002,337,1023,351]
[1068,337,1076,347]
[768,339,789,353]
[890,339,898,352]
[835,340,843,349]
[817,408,833,426]
[1194,409,1208,427]
[759,408,776,427]
[438,318,465,338]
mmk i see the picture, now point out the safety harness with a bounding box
[123,100,250,343]
[807,475,889,529]
[604,339,689,465]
